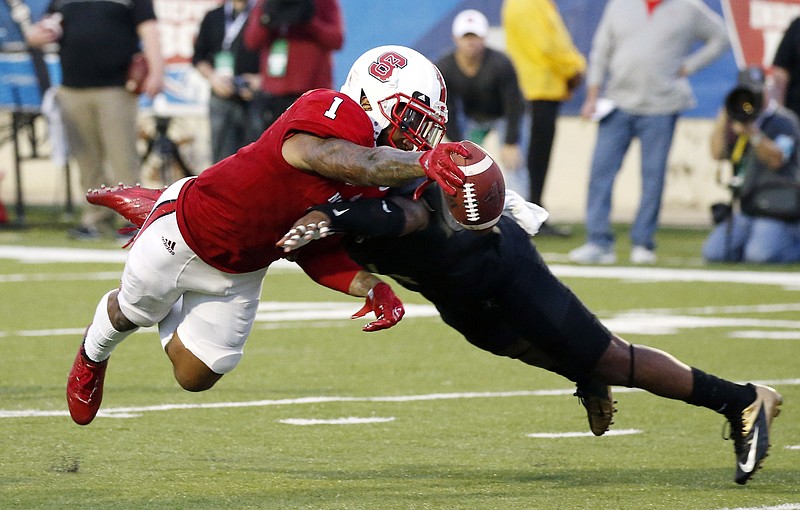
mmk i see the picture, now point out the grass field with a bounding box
[1,217,799,509]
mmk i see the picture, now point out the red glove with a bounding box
[351,282,405,332]
[415,142,468,199]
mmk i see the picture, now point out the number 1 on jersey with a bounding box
[324,97,344,120]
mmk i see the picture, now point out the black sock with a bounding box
[687,367,756,416]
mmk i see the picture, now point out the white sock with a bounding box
[83,290,139,362]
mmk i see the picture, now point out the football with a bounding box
[442,140,505,231]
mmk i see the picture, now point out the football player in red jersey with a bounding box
[66,45,469,426]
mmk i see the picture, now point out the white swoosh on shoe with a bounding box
[738,424,760,473]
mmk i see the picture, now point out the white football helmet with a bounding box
[340,45,448,151]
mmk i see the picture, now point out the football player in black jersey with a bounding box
[278,183,782,486]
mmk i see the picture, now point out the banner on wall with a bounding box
[721,0,800,67]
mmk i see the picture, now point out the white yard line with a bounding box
[548,264,800,288]
[0,245,294,270]
[279,417,396,426]
[0,245,129,264]
[4,246,800,287]
[0,271,122,283]
[527,429,642,438]
[0,388,585,420]
[2,380,798,420]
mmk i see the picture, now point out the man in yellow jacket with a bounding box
[502,0,585,236]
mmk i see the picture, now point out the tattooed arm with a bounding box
[281,132,467,194]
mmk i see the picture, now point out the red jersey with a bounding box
[177,89,381,274]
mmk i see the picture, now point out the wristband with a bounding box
[311,198,405,238]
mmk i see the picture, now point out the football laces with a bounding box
[462,183,480,222]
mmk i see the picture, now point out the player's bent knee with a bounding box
[165,333,230,392]
[169,343,223,391]
[174,368,222,392]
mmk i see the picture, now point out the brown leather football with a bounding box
[442,140,505,231]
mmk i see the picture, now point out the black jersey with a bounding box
[346,187,504,301]
[344,188,613,381]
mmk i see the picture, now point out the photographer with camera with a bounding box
[702,66,800,263]
[193,0,261,163]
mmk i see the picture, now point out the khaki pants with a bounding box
[58,86,140,229]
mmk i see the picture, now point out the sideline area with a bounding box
[3,245,800,288]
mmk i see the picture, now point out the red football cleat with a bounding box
[86,183,164,228]
[66,342,109,426]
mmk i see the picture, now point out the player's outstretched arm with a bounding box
[281,133,466,194]
[349,274,405,332]
[277,197,430,253]
[292,246,405,332]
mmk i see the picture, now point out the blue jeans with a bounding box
[702,212,800,263]
[585,109,678,250]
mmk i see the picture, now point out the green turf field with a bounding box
[1,221,798,509]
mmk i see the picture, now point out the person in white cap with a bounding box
[435,9,528,200]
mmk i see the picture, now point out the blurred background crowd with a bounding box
[1,0,800,263]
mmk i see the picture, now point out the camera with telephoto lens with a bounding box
[724,66,766,124]
[725,86,763,123]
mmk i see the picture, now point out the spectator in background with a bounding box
[702,66,800,263]
[194,0,262,163]
[435,9,527,198]
[502,0,585,237]
[772,16,800,121]
[568,0,728,265]
[243,0,344,131]
[25,0,164,240]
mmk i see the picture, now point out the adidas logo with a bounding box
[161,236,176,255]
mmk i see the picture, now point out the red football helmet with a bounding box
[341,45,448,151]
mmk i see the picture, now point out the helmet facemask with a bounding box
[378,92,446,151]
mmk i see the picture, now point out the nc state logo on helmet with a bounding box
[341,45,448,151]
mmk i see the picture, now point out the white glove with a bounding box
[278,221,330,252]
[503,189,549,236]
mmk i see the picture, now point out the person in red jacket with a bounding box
[243,0,344,129]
